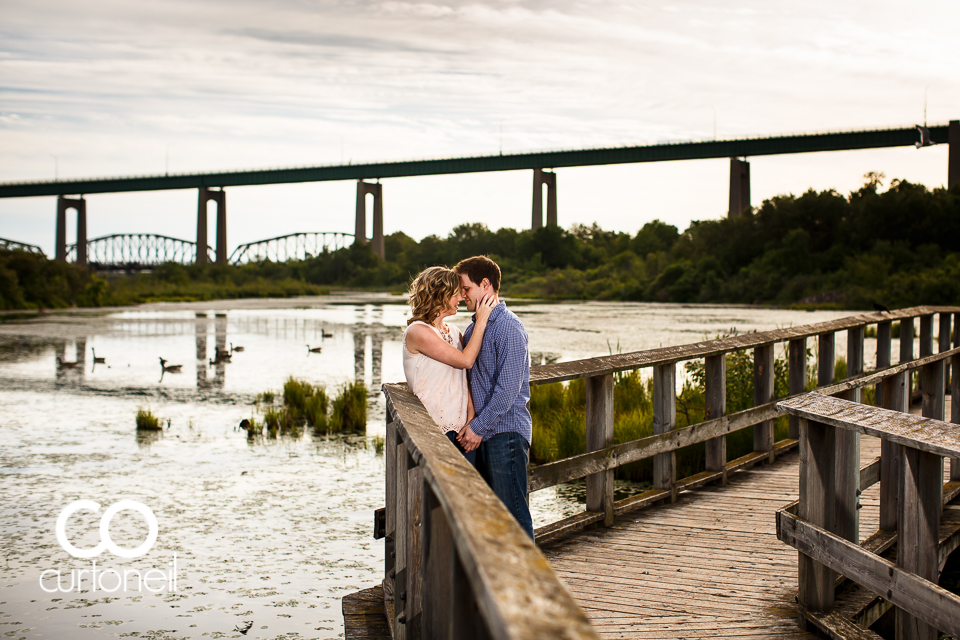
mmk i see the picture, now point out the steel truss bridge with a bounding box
[60,231,353,270]
[228,232,354,265]
[0,237,43,253]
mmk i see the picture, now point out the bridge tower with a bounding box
[728,158,750,217]
[355,180,384,260]
[56,196,87,265]
[532,168,557,229]
[950,119,959,189]
[197,187,226,264]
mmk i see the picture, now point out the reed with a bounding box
[331,381,368,431]
[135,407,162,431]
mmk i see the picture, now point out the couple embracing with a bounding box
[401,255,534,539]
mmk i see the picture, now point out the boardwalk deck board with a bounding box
[538,435,947,639]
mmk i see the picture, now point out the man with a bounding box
[454,255,534,539]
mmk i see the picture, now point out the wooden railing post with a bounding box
[653,363,677,502]
[876,320,892,407]
[586,373,615,526]
[704,355,727,482]
[836,326,863,545]
[421,486,454,639]
[920,360,945,421]
[918,314,934,358]
[896,443,942,640]
[797,416,837,627]
[394,444,410,638]
[754,344,774,462]
[879,371,906,531]
[385,416,398,597]
[818,333,835,387]
[406,463,424,639]
[953,313,960,481]
[901,317,915,401]
[451,552,489,640]
[788,338,806,440]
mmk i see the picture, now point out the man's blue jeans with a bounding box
[478,432,534,539]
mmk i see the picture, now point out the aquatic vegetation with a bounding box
[331,381,367,431]
[135,407,162,431]
[256,390,276,404]
[370,435,385,455]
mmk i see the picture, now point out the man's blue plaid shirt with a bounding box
[463,301,532,444]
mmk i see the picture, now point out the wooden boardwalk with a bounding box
[541,436,895,640]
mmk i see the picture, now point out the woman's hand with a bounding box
[474,294,497,323]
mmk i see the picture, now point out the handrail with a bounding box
[777,393,960,639]
[382,383,599,640]
[531,305,957,385]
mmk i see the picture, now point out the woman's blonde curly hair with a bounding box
[407,266,461,326]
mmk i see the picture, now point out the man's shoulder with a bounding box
[494,306,527,338]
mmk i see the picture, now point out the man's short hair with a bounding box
[454,255,501,292]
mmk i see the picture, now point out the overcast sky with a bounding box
[1,0,958,256]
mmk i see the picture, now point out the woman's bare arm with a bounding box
[406,296,496,369]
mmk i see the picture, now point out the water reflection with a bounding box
[135,429,163,449]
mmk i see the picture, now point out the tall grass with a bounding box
[135,407,161,430]
[331,381,368,431]
[248,377,366,436]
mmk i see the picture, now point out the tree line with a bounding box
[1,174,958,310]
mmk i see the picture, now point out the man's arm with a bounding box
[466,321,527,438]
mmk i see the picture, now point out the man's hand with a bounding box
[457,424,483,452]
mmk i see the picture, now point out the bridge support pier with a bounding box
[355,181,384,260]
[531,169,557,229]
[56,196,87,265]
[197,187,227,264]
[728,158,750,217]
[949,120,959,189]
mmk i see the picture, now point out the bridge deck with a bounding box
[541,433,914,639]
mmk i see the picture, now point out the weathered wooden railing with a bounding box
[378,305,958,638]
[528,305,960,541]
[381,385,600,640]
[777,393,960,640]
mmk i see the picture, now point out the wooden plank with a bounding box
[918,314,934,358]
[528,306,960,386]
[896,446,943,640]
[837,326,864,545]
[535,508,606,543]
[704,354,727,481]
[451,552,489,640]
[879,370,905,531]
[343,584,392,640]
[405,464,423,639]
[394,440,409,640]
[805,609,884,640]
[585,373,614,526]
[876,321,892,408]
[900,317,915,364]
[383,384,599,640]
[819,332,835,387]
[421,485,453,640]
[860,457,881,491]
[953,352,960,481]
[653,363,677,502]
[788,338,806,440]
[797,417,837,615]
[753,344,774,460]
[384,419,398,586]
[777,392,960,458]
[778,509,960,638]
[920,360,945,421]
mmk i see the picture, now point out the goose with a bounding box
[307,345,323,353]
[321,330,334,339]
[92,348,106,364]
[214,346,232,362]
[159,357,183,373]
[57,357,80,369]
[230,342,245,353]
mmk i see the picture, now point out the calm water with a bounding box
[0,296,877,639]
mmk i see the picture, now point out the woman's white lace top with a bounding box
[402,321,468,433]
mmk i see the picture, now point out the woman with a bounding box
[402,266,495,465]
